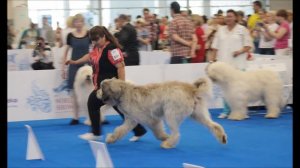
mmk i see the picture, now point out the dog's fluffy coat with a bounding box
[97,78,227,149]
[74,65,105,125]
[206,62,285,120]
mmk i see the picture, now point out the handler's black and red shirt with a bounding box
[89,42,124,90]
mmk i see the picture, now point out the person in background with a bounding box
[135,18,151,51]
[108,18,121,35]
[255,11,278,55]
[211,9,253,118]
[190,14,206,63]
[169,1,197,64]
[65,26,147,141]
[142,8,159,50]
[247,1,263,54]
[19,23,40,49]
[40,16,55,47]
[158,16,169,50]
[62,13,91,125]
[115,14,140,65]
[55,22,63,47]
[31,37,55,70]
[261,9,291,56]
[7,23,15,49]
[61,16,74,47]
[237,10,247,27]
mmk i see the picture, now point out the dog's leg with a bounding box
[227,98,249,120]
[192,102,227,144]
[161,111,183,149]
[264,92,282,118]
[149,120,169,141]
[106,116,137,144]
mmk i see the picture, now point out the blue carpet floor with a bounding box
[8,109,293,168]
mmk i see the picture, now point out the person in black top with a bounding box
[65,26,147,141]
[114,14,140,66]
[31,37,55,70]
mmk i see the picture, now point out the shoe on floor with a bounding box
[218,113,228,119]
[69,119,79,125]
[129,136,142,142]
[79,133,102,141]
[101,120,110,125]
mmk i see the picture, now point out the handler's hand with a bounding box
[65,60,76,65]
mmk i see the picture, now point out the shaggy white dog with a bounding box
[74,65,105,125]
[97,78,227,149]
[205,62,285,120]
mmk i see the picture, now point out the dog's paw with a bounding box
[96,89,103,99]
[160,141,175,149]
[158,134,169,141]
[265,113,279,119]
[228,113,247,120]
[105,133,116,144]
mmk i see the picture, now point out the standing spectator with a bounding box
[261,9,291,56]
[7,23,15,49]
[158,16,169,50]
[287,10,293,44]
[19,23,40,49]
[108,18,121,35]
[65,26,147,141]
[190,14,206,63]
[135,18,151,51]
[55,22,63,47]
[143,8,159,50]
[114,14,140,65]
[211,9,253,118]
[247,1,263,53]
[40,16,55,47]
[237,10,247,27]
[31,37,55,70]
[61,16,74,47]
[201,15,209,33]
[204,16,220,62]
[256,11,278,55]
[62,13,91,125]
[169,1,197,64]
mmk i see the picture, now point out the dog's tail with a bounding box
[193,77,213,99]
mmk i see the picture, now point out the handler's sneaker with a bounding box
[129,136,142,142]
[218,113,228,119]
[79,133,102,141]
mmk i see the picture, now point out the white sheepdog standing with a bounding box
[74,65,105,125]
[206,62,285,120]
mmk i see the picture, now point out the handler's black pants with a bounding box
[87,90,147,136]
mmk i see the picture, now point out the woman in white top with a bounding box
[211,9,253,118]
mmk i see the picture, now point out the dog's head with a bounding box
[75,65,93,85]
[97,78,127,106]
[205,62,235,83]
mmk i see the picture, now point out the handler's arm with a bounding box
[65,53,90,65]
[115,61,125,81]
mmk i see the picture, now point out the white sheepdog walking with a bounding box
[206,62,285,120]
[74,65,106,125]
[97,78,227,149]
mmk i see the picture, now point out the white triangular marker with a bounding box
[89,141,114,168]
[25,125,45,160]
[183,163,205,168]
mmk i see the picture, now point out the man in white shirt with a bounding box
[211,9,253,118]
